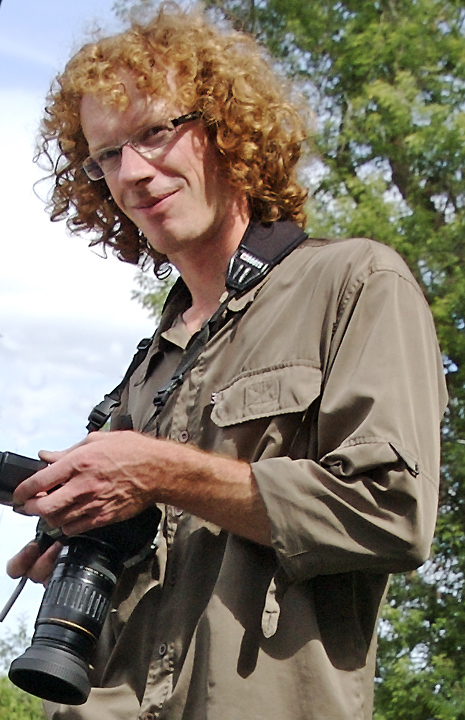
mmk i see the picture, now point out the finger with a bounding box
[38,437,88,464]
[13,456,74,506]
[7,541,62,586]
[6,541,41,579]
[28,542,62,585]
[14,437,96,506]
[20,484,80,526]
[60,509,107,537]
[38,449,67,463]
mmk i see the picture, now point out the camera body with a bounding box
[0,450,160,705]
[0,451,47,505]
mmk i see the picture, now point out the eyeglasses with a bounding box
[82,111,201,181]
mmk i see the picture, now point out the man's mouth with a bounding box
[134,190,177,210]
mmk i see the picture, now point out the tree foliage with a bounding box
[131,271,176,319]
[115,0,465,716]
[0,677,44,720]
[0,616,31,674]
[0,619,44,719]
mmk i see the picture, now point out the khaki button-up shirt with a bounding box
[45,231,447,720]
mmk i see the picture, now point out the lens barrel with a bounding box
[8,506,160,705]
[9,535,121,705]
[1,452,162,705]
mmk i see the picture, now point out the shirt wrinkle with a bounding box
[45,228,447,720]
[333,243,428,327]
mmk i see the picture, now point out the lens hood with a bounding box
[9,645,90,705]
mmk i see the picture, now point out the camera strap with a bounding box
[87,220,307,432]
[86,337,154,432]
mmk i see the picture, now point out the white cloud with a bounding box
[0,68,154,638]
[0,35,57,70]
[0,86,154,452]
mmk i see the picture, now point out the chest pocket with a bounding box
[211,363,322,427]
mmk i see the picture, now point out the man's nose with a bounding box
[117,144,156,184]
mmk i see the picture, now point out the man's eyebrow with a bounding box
[92,115,172,151]
[86,104,177,155]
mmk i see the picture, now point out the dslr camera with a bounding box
[0,451,160,705]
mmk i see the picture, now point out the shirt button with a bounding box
[178,430,189,443]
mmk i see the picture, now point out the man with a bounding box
[8,3,447,719]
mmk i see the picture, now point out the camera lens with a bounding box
[8,507,160,704]
[9,535,121,705]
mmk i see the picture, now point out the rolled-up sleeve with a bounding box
[252,259,448,582]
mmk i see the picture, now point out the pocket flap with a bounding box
[211,363,322,427]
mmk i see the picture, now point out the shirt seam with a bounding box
[336,260,427,326]
[214,360,321,393]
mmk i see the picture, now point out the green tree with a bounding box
[131,272,176,319]
[0,617,31,674]
[0,677,44,720]
[115,0,465,715]
[0,619,44,719]
[201,3,465,715]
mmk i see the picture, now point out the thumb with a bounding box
[38,437,88,463]
[38,449,67,464]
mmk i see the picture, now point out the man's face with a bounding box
[80,77,245,265]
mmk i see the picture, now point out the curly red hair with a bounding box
[37,2,310,273]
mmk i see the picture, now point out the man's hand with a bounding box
[12,431,273,545]
[12,432,163,536]
[6,540,62,586]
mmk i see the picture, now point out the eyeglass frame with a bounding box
[82,111,202,181]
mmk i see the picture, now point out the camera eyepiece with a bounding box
[0,451,46,505]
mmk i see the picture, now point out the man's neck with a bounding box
[171,202,250,334]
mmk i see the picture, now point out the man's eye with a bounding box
[141,124,171,146]
[97,147,120,164]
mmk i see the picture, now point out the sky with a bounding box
[0,1,157,638]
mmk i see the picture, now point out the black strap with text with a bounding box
[87,220,307,431]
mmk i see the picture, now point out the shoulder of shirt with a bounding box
[293,235,422,291]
